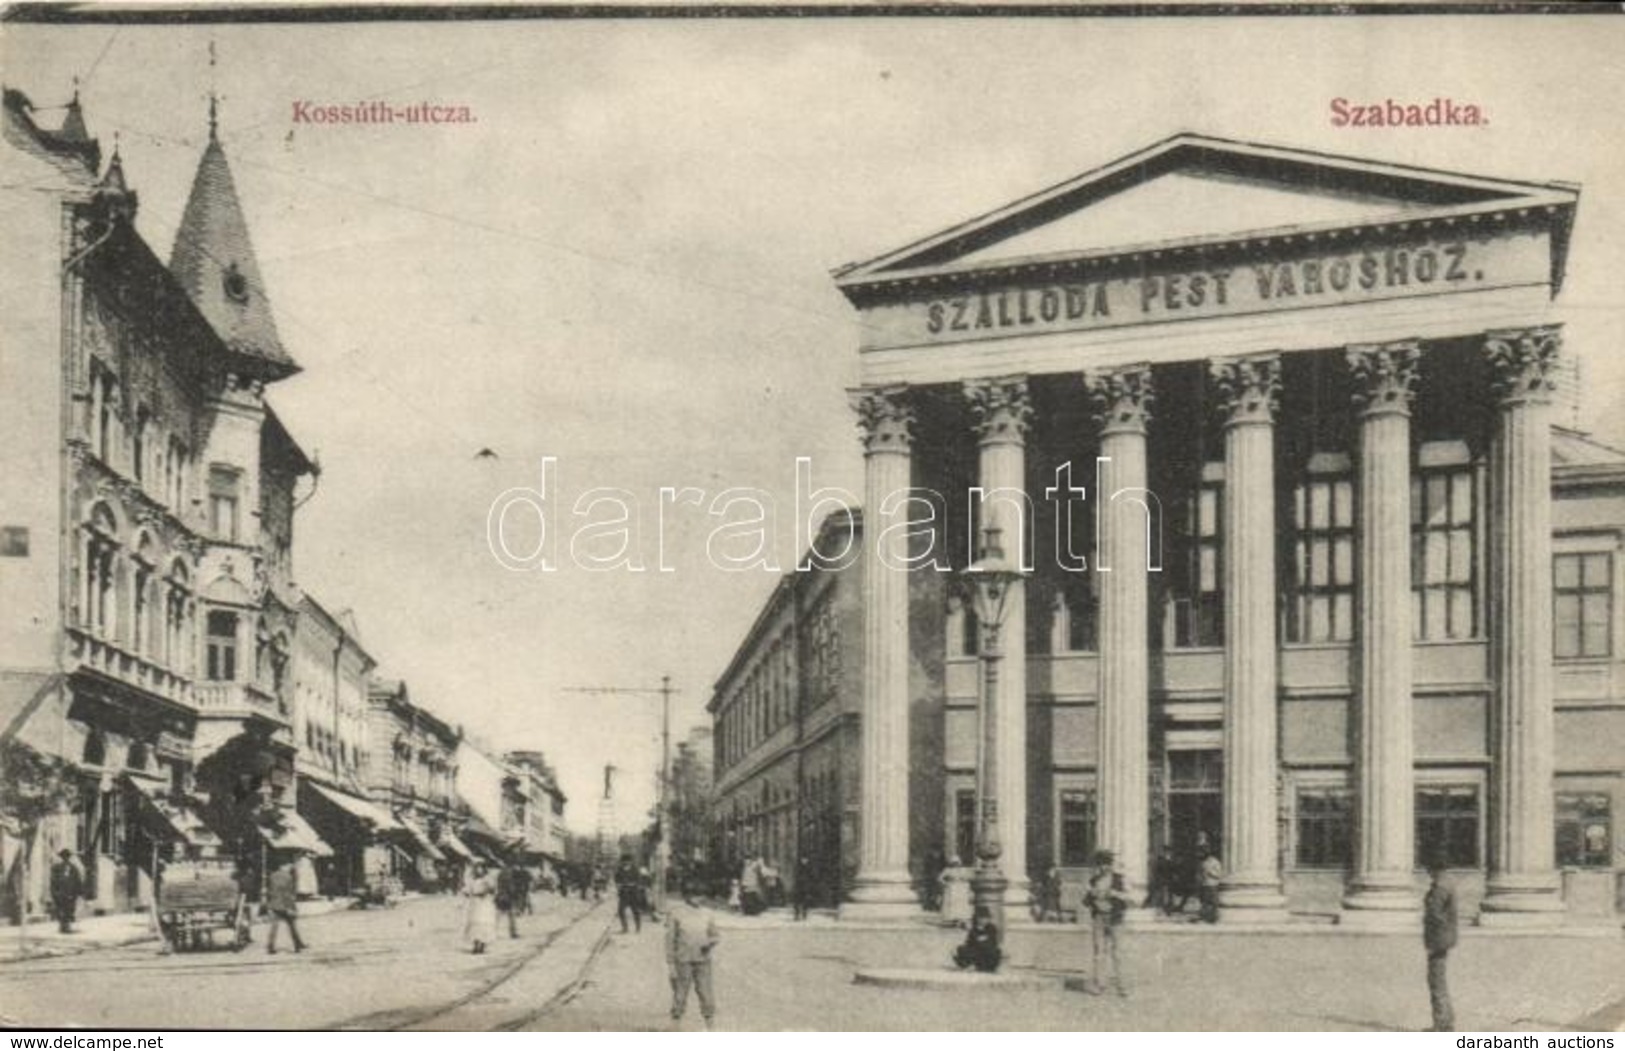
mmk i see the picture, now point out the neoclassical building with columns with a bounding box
[828,134,1624,924]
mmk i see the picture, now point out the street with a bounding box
[4,893,1622,1031]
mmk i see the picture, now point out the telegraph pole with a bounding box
[563,676,678,911]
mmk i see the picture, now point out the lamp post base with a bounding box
[969,865,1009,938]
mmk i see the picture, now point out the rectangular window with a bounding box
[205,610,238,682]
[1415,785,1480,868]
[1058,788,1098,867]
[1289,474,1356,643]
[953,788,977,867]
[208,465,241,543]
[1413,469,1479,641]
[0,526,28,557]
[1170,481,1224,648]
[1295,787,1353,868]
[1555,552,1613,659]
[1555,793,1611,868]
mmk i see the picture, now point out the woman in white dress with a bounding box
[940,855,972,927]
[463,862,498,953]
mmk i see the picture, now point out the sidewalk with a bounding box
[540,907,1625,1032]
[0,893,405,964]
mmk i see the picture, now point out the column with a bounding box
[1480,326,1566,924]
[1342,341,1422,924]
[1210,354,1290,922]
[965,376,1033,909]
[842,385,918,919]
[1085,365,1154,900]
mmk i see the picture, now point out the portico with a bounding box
[832,134,1582,924]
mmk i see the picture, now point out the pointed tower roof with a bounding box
[169,112,298,376]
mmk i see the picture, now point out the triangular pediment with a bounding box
[836,134,1577,285]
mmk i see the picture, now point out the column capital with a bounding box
[1485,326,1562,406]
[965,375,1032,447]
[1346,340,1421,417]
[848,385,915,456]
[1209,354,1281,428]
[1084,364,1155,436]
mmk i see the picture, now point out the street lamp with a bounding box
[962,525,1025,942]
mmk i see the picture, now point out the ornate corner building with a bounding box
[0,87,316,914]
[711,134,1624,925]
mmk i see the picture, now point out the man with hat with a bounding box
[1083,849,1130,996]
[49,849,84,934]
[1422,858,1458,1031]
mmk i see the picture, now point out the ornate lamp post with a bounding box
[963,526,1025,940]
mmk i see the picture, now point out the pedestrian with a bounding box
[792,854,813,920]
[1198,842,1222,924]
[1037,866,1065,923]
[1145,846,1178,915]
[1423,860,1459,1031]
[939,855,972,927]
[48,849,83,934]
[1083,850,1129,995]
[726,877,741,913]
[616,855,644,934]
[496,861,526,939]
[951,905,1001,973]
[463,861,498,954]
[265,856,304,955]
[666,878,720,1029]
[739,854,765,916]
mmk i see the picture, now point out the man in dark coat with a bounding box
[615,856,644,934]
[952,906,1002,973]
[1423,861,1459,1031]
[265,856,304,954]
[49,849,84,934]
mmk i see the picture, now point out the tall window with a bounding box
[131,560,152,657]
[1555,793,1612,868]
[1294,787,1353,868]
[1555,552,1613,659]
[165,561,192,674]
[1415,785,1479,868]
[205,610,239,682]
[208,465,242,543]
[83,506,119,638]
[1413,465,1478,640]
[133,406,149,485]
[1170,481,1223,648]
[1058,787,1098,866]
[953,787,977,867]
[1289,462,1355,643]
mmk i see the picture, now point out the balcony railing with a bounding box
[68,626,194,708]
[193,680,287,723]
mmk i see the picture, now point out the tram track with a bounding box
[331,901,605,1031]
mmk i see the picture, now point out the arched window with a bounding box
[165,559,194,674]
[83,504,121,638]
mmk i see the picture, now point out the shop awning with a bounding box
[306,780,405,834]
[125,776,222,850]
[396,816,445,862]
[435,829,476,861]
[259,809,333,857]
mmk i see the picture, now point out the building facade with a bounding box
[1,88,314,916]
[813,135,1621,923]
[362,679,463,890]
[710,512,867,908]
[505,751,568,869]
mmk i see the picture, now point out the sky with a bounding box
[4,10,1623,832]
